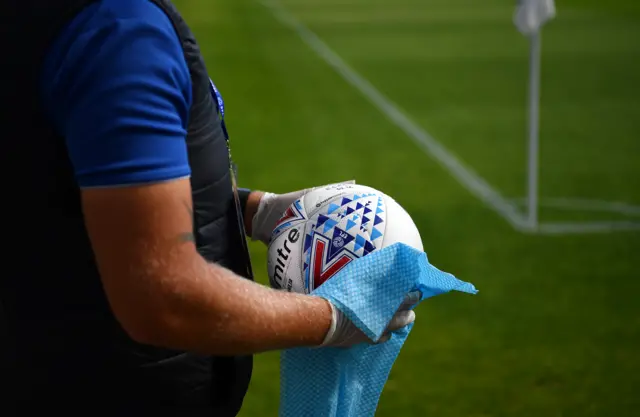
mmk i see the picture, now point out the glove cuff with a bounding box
[318,299,338,347]
[251,192,277,243]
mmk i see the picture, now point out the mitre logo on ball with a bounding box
[267,184,423,294]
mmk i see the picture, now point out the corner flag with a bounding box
[514,0,556,36]
[514,0,556,229]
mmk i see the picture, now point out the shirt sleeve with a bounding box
[41,0,192,188]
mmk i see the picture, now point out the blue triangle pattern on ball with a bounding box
[327,203,340,215]
[374,215,384,226]
[322,218,339,234]
[363,240,376,255]
[370,227,383,241]
[274,222,292,235]
[346,219,357,231]
[316,214,330,229]
[303,234,312,252]
[354,234,366,252]
[341,197,352,206]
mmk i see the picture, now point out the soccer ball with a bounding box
[267,183,423,294]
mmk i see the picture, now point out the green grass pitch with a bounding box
[175,0,640,415]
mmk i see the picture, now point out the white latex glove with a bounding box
[319,291,421,348]
[251,180,356,245]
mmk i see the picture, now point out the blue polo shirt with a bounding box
[41,0,193,188]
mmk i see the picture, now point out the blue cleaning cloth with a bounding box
[279,243,478,417]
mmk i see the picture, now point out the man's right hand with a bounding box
[318,291,419,348]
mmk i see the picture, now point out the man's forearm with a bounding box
[81,179,331,355]
[140,255,332,356]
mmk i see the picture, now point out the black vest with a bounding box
[1,1,254,415]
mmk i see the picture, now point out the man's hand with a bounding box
[318,291,420,348]
[249,180,356,245]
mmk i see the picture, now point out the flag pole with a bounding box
[526,30,541,230]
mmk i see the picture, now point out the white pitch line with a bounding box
[511,197,640,217]
[259,0,640,235]
[513,197,640,217]
[259,0,530,232]
[537,221,640,235]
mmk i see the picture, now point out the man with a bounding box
[1,0,415,415]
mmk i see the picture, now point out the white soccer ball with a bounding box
[267,183,423,294]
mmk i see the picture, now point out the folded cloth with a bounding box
[279,243,478,417]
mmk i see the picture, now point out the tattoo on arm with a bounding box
[178,201,196,243]
[178,232,196,243]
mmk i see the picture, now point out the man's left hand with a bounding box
[248,180,355,245]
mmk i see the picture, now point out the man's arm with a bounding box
[82,178,332,355]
